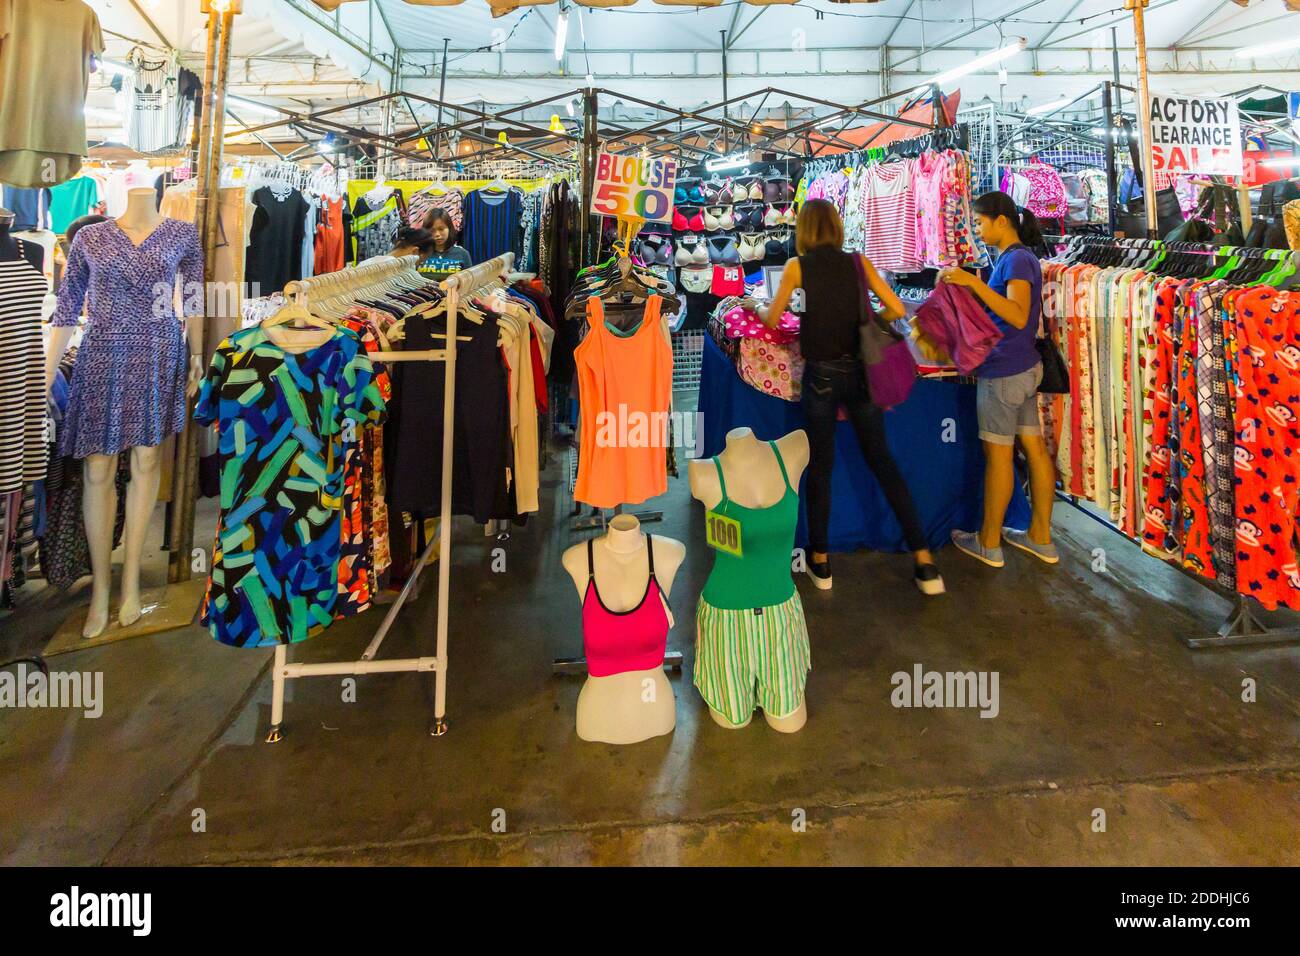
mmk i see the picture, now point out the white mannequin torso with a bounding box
[688,427,809,511]
[562,515,685,745]
[688,427,811,733]
[114,188,164,244]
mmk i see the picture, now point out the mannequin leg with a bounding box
[762,701,807,734]
[118,445,163,627]
[81,454,119,639]
[708,706,752,729]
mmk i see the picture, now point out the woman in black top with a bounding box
[757,199,943,595]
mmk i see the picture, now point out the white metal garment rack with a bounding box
[262,251,516,741]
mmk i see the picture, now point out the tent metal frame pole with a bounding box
[1127,0,1160,238]
[1104,82,1119,235]
[580,89,599,269]
[435,37,450,158]
[169,4,229,583]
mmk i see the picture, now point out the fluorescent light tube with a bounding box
[555,11,569,62]
[1232,36,1300,59]
[226,95,281,117]
[1026,90,1100,115]
[1260,156,1300,168]
[924,39,1027,90]
[706,152,750,172]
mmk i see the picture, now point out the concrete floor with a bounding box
[3,439,1300,866]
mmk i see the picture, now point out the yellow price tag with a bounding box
[705,510,743,558]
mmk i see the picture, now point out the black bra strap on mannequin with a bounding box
[587,536,595,579]
[646,533,655,578]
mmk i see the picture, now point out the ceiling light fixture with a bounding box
[921,38,1027,92]
[1232,36,1300,60]
[1026,90,1101,115]
[706,151,751,172]
[554,10,569,62]
[226,95,281,117]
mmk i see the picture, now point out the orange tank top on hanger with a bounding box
[573,294,673,509]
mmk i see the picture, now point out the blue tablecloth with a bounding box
[698,335,1030,553]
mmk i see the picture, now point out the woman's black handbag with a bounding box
[1036,313,1069,395]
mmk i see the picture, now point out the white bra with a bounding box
[738,233,766,262]
[764,205,796,227]
[674,236,711,266]
[704,206,736,231]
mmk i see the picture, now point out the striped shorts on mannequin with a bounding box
[694,592,811,725]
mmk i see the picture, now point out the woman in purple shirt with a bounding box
[939,191,1058,569]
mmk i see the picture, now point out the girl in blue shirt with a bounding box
[939,191,1058,570]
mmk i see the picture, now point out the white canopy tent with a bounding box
[84,0,1300,143]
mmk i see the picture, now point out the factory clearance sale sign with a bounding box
[590,151,678,223]
[1149,94,1243,177]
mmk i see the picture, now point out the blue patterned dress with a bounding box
[50,218,204,459]
[194,326,386,647]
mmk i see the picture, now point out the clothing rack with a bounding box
[351,157,577,185]
[801,123,969,179]
[221,158,346,199]
[1044,234,1300,649]
[264,251,516,741]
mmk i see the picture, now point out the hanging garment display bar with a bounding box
[263,251,517,741]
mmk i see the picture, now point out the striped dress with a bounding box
[0,243,49,494]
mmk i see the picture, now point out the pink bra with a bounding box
[582,535,669,677]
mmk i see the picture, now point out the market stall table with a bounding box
[698,335,1031,553]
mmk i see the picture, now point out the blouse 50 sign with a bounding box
[590,152,678,223]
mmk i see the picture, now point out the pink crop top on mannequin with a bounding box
[582,535,669,677]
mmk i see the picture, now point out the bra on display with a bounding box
[739,233,766,262]
[673,207,706,232]
[701,178,730,204]
[764,205,795,227]
[733,204,762,231]
[704,206,736,231]
[638,234,673,267]
[677,178,705,205]
[674,234,710,266]
[707,234,741,266]
[679,264,713,293]
[582,535,669,678]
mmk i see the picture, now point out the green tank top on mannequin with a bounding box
[701,441,799,610]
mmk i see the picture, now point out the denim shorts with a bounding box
[976,362,1043,445]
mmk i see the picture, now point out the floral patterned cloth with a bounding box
[738,337,804,402]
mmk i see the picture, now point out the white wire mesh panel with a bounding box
[672,329,705,392]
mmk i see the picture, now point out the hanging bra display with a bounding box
[763,205,796,228]
[704,206,736,231]
[706,234,741,266]
[673,207,706,232]
[674,234,710,266]
[738,233,766,263]
[637,234,673,267]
